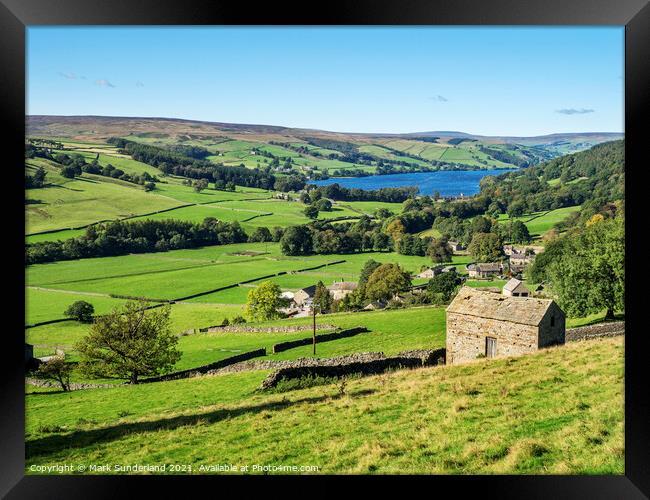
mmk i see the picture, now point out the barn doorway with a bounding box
[486,337,497,358]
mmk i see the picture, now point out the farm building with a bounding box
[445,286,565,365]
[416,268,440,279]
[448,241,466,252]
[502,278,530,297]
[293,285,316,306]
[466,262,505,278]
[327,281,358,300]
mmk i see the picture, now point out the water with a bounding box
[310,169,517,197]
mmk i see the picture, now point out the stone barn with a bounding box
[445,286,565,365]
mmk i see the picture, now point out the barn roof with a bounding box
[503,278,528,292]
[447,286,555,326]
[327,281,358,291]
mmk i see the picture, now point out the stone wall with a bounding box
[566,321,625,342]
[446,312,539,365]
[139,348,266,383]
[258,348,446,389]
[538,303,566,347]
[272,327,368,353]
[203,324,337,334]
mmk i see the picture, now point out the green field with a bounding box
[26,336,624,474]
[26,160,185,234]
[497,206,582,238]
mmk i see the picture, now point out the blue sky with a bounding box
[27,26,624,136]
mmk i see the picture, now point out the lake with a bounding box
[310,169,517,197]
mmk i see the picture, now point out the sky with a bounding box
[27,26,624,136]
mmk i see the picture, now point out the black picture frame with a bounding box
[2,1,647,497]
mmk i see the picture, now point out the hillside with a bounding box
[26,336,623,474]
[26,115,622,174]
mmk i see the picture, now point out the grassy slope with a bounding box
[25,336,624,474]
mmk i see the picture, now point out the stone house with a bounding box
[449,241,466,252]
[445,286,565,365]
[502,278,530,297]
[466,262,505,278]
[327,281,358,301]
[416,268,440,279]
[293,285,317,306]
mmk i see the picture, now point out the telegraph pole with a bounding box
[312,305,317,355]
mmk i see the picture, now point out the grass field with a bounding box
[26,160,185,234]
[497,206,581,238]
[25,336,624,474]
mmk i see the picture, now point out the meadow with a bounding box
[25,336,624,474]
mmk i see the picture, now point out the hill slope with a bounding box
[26,336,623,474]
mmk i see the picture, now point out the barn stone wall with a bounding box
[446,312,539,365]
[538,303,566,347]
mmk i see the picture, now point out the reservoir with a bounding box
[310,169,517,197]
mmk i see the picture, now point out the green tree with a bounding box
[248,226,273,243]
[280,225,312,255]
[36,356,72,391]
[314,198,333,212]
[509,220,531,244]
[245,281,285,321]
[313,281,333,313]
[468,232,504,262]
[547,216,624,320]
[193,178,209,193]
[365,263,412,302]
[427,238,453,264]
[75,301,180,384]
[64,300,95,323]
[427,271,462,303]
[304,205,319,219]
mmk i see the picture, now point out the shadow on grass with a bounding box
[27,390,373,458]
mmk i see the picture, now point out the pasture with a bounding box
[25,336,624,474]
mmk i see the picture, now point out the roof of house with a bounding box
[447,286,556,326]
[296,285,317,296]
[503,278,529,293]
[327,281,358,291]
[474,262,503,272]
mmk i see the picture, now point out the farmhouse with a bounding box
[502,278,530,297]
[446,286,565,365]
[416,268,440,279]
[448,241,466,252]
[294,285,316,306]
[466,262,505,278]
[327,281,358,300]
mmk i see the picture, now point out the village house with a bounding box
[327,281,358,301]
[502,278,530,297]
[293,285,317,306]
[448,241,466,252]
[445,286,565,365]
[416,267,440,279]
[466,262,506,279]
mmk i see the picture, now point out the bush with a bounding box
[64,301,95,323]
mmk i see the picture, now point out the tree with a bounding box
[468,232,503,262]
[193,178,209,193]
[61,165,78,179]
[385,219,406,243]
[427,238,453,264]
[248,226,273,243]
[365,263,412,302]
[144,182,156,192]
[507,200,526,218]
[36,356,72,391]
[75,302,180,384]
[314,198,333,212]
[245,281,285,321]
[546,216,624,320]
[509,220,531,244]
[64,300,95,323]
[313,281,333,313]
[427,271,462,303]
[304,205,319,219]
[280,225,312,255]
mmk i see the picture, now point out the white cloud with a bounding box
[95,79,116,88]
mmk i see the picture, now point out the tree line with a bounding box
[26,217,247,264]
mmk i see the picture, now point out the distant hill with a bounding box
[26,115,623,173]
